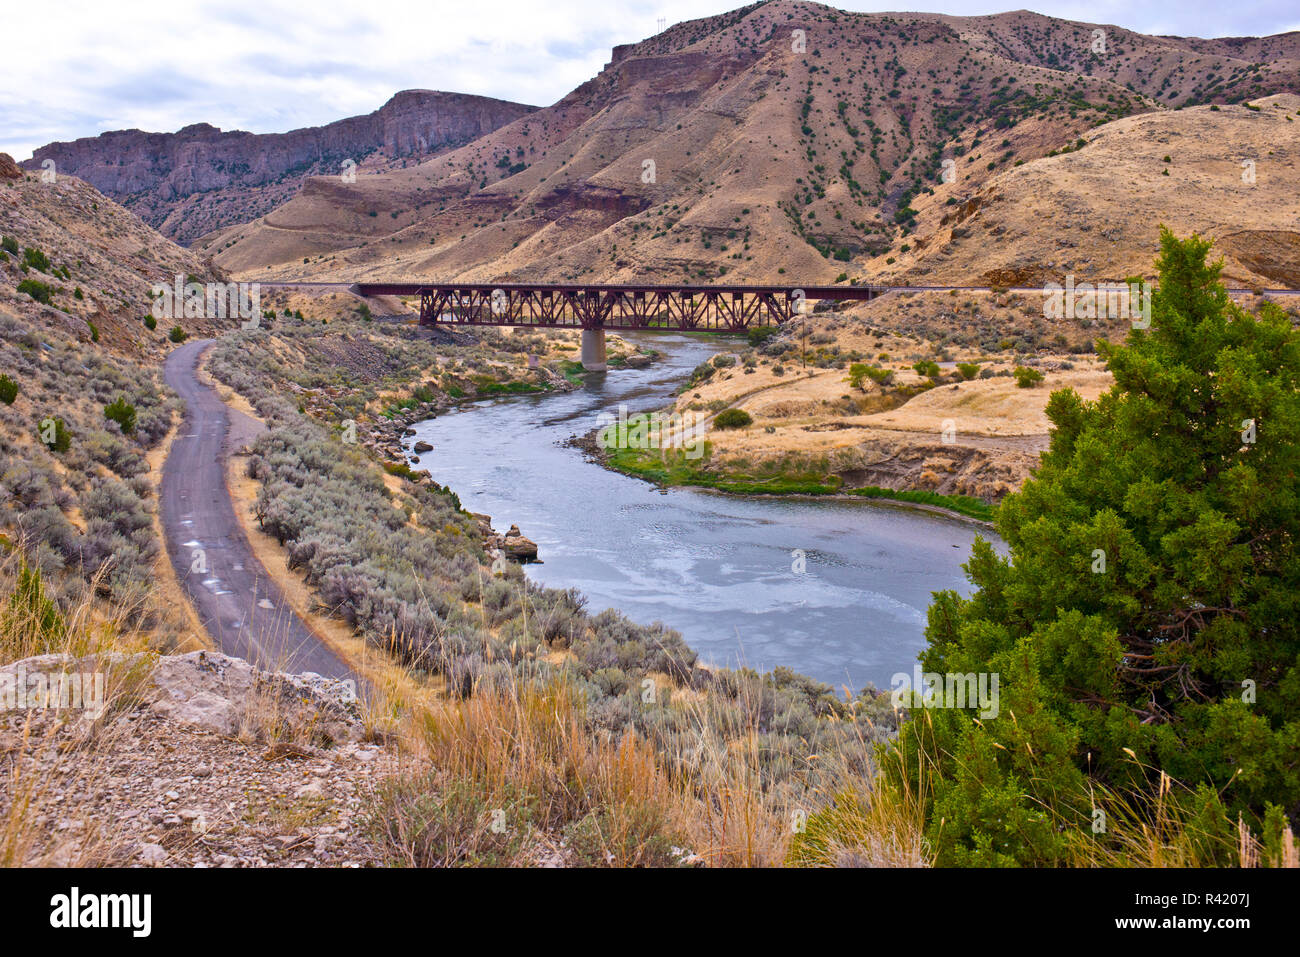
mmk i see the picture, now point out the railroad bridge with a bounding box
[351,281,886,370]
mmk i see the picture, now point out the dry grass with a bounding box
[1065,763,1300,869]
[366,646,916,868]
[0,552,160,866]
[383,676,684,867]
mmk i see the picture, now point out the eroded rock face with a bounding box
[23,91,536,244]
[0,152,22,180]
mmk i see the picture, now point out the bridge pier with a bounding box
[581,327,607,371]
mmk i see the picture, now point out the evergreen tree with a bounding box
[892,230,1300,865]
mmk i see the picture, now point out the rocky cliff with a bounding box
[24,90,537,245]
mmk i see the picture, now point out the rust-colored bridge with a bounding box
[353,282,884,329]
[350,281,886,369]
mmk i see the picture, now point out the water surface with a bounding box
[410,332,1003,692]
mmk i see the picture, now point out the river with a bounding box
[408,332,1004,693]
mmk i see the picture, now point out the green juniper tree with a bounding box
[891,230,1300,865]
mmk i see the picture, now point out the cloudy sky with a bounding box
[3,0,1297,160]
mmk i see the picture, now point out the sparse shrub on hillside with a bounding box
[39,417,72,453]
[747,326,778,347]
[713,408,753,429]
[143,315,157,331]
[21,247,50,273]
[103,397,136,435]
[956,362,980,380]
[81,430,146,478]
[684,361,716,389]
[912,359,941,379]
[850,363,894,388]
[0,375,16,405]
[79,477,158,591]
[168,325,187,343]
[16,279,54,305]
[1013,365,1044,388]
[1,561,66,656]
[712,354,735,368]
[0,236,18,257]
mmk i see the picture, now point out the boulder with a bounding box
[502,524,539,562]
[153,651,364,743]
[0,153,21,180]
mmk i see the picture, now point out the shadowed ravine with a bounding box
[410,332,1006,692]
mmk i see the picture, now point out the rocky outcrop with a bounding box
[0,152,22,180]
[501,524,540,563]
[1,650,363,744]
[149,651,364,743]
[471,514,539,563]
[24,90,536,244]
[0,651,388,868]
[378,90,535,157]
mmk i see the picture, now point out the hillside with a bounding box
[24,91,537,245]
[0,160,220,356]
[195,2,1300,285]
[869,93,1300,288]
[0,162,230,651]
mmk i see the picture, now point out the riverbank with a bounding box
[639,297,1113,509]
[593,440,998,523]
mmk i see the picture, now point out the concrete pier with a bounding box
[581,327,607,371]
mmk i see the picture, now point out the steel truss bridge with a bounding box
[350,282,888,331]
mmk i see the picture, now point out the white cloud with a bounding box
[1,0,1295,160]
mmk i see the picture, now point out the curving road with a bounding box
[161,340,355,680]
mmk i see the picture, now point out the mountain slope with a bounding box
[197,1,1300,285]
[0,165,219,354]
[869,93,1300,288]
[24,91,538,245]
